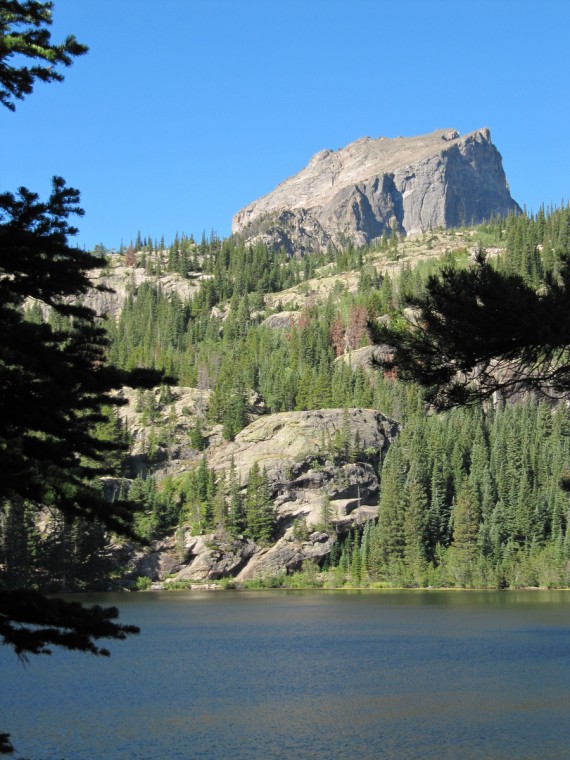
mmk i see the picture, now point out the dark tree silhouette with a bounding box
[0,178,161,535]
[0,4,161,754]
[0,179,162,536]
[0,178,167,756]
[374,252,570,409]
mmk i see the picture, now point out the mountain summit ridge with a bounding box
[233,128,520,253]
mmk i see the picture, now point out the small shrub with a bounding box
[292,516,310,541]
[163,579,194,590]
[135,576,152,591]
[243,574,285,589]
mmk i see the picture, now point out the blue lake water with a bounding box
[2,589,570,759]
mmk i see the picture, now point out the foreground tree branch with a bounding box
[0,0,87,110]
[373,252,570,409]
[0,589,139,659]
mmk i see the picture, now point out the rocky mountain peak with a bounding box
[232,128,520,254]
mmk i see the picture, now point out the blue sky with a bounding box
[2,0,569,250]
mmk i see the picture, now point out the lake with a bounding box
[2,589,570,759]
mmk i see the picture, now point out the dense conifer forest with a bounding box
[4,206,570,590]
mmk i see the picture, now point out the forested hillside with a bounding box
[4,206,570,590]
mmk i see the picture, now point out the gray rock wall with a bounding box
[233,128,520,253]
[130,408,400,582]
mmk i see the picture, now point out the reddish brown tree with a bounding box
[346,305,370,351]
[330,311,346,357]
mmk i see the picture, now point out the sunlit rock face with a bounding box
[233,128,520,254]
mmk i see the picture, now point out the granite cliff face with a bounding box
[129,408,399,582]
[233,128,520,253]
[85,263,207,318]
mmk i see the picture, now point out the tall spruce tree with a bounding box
[244,462,275,544]
[0,180,166,734]
[227,456,245,536]
[450,478,481,585]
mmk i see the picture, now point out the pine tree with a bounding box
[350,531,362,584]
[1,500,39,589]
[189,418,205,451]
[213,470,227,530]
[451,478,480,584]
[244,463,275,544]
[222,382,248,441]
[376,447,406,569]
[227,457,245,536]
[374,248,570,408]
[65,516,111,591]
[320,493,332,532]
[0,0,88,111]
[360,519,373,579]
[403,474,427,583]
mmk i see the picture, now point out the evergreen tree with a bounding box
[350,530,362,584]
[0,0,87,111]
[227,457,245,536]
[189,418,205,451]
[222,383,248,441]
[374,249,570,408]
[320,493,332,532]
[375,446,406,569]
[403,473,427,583]
[213,470,227,530]
[244,462,275,544]
[196,455,214,531]
[451,478,480,584]
[1,499,39,589]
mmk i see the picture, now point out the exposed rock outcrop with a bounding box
[233,128,520,253]
[236,531,335,580]
[207,407,398,489]
[130,408,399,582]
[85,264,208,318]
[261,310,300,329]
